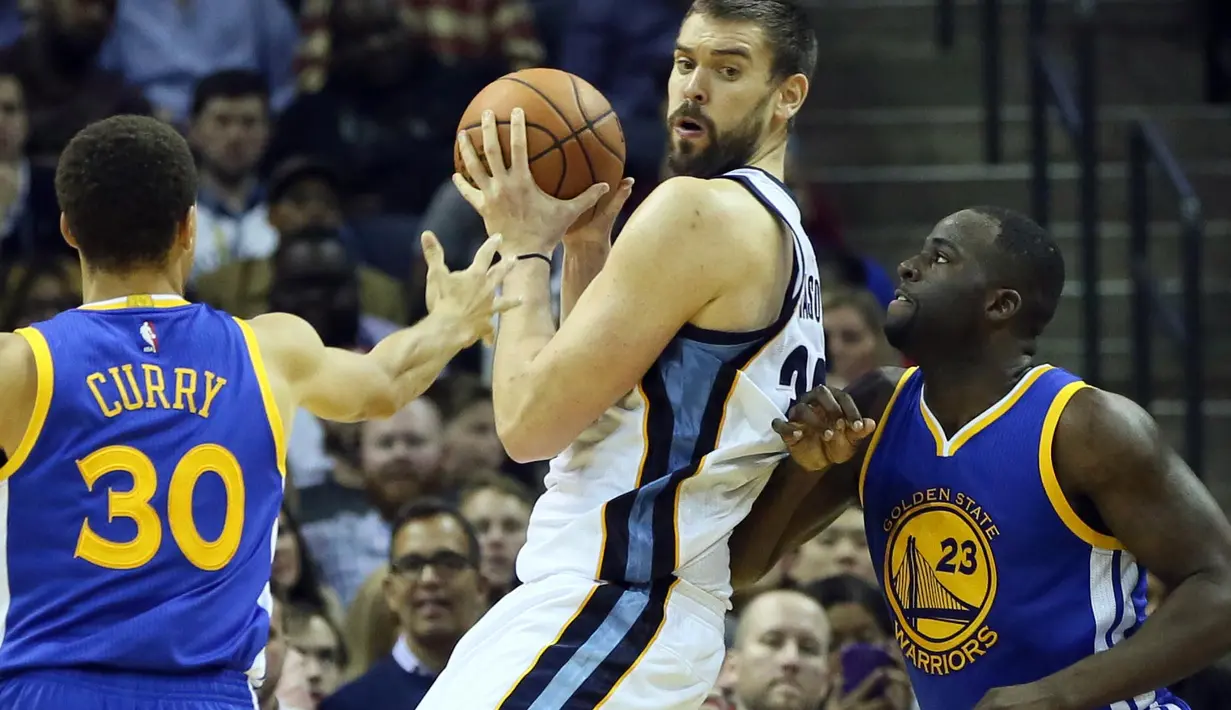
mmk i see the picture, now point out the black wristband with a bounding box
[516,253,552,266]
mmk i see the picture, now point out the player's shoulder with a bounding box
[242,312,324,382]
[1052,385,1160,487]
[846,365,912,420]
[630,176,776,256]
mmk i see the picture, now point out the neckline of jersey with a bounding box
[917,364,1054,457]
[78,294,191,311]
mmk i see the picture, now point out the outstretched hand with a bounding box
[772,385,877,472]
[422,231,520,346]
[453,107,611,258]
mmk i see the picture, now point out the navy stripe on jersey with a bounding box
[498,579,675,708]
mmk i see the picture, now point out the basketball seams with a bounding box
[567,74,600,189]
[456,69,626,204]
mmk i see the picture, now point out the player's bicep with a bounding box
[528,189,730,423]
[1058,389,1231,588]
[247,313,394,423]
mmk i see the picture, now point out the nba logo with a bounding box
[140,321,159,354]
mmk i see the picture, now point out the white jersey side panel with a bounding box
[516,168,826,606]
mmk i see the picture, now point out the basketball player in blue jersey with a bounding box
[732,206,1231,710]
[418,2,831,708]
[0,115,515,710]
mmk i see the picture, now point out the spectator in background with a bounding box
[0,256,78,329]
[459,476,533,602]
[787,508,877,588]
[273,505,346,625]
[805,575,914,710]
[188,70,278,279]
[0,70,63,262]
[285,607,348,710]
[558,0,687,212]
[341,568,399,682]
[440,395,505,479]
[262,596,312,710]
[323,501,490,710]
[97,0,299,125]
[822,286,898,389]
[299,397,447,605]
[271,0,470,221]
[0,0,149,165]
[724,590,832,710]
[401,0,544,70]
[192,165,406,325]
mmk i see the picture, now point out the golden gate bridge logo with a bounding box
[883,501,998,653]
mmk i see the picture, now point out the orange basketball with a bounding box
[455,68,626,225]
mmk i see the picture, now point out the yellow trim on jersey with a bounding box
[1039,380,1123,550]
[0,328,54,482]
[78,295,192,311]
[858,367,917,507]
[594,385,653,580]
[233,318,287,478]
[919,364,1054,457]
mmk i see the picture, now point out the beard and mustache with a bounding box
[664,91,775,179]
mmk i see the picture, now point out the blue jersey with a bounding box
[860,366,1187,710]
[0,294,285,682]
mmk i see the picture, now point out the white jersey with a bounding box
[516,167,826,607]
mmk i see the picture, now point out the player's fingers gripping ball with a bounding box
[454,68,627,227]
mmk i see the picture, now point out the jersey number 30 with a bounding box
[75,444,245,572]
[779,344,825,411]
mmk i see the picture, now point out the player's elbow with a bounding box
[495,410,565,463]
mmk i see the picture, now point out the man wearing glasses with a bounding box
[322,500,490,710]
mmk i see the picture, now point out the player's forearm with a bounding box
[491,259,558,459]
[1042,569,1231,709]
[366,310,474,406]
[560,237,610,322]
[730,459,854,589]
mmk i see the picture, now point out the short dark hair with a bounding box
[55,115,198,271]
[687,0,818,81]
[970,206,1066,340]
[803,573,893,638]
[389,498,482,564]
[190,69,269,118]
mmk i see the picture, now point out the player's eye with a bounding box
[675,58,695,73]
[719,66,740,79]
[935,254,950,265]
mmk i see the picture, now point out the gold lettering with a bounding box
[938,487,951,502]
[142,364,172,409]
[986,525,1001,539]
[198,372,227,418]
[925,487,939,502]
[109,365,144,411]
[86,372,121,418]
[173,368,198,413]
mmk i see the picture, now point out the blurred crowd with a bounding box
[5,1,1226,710]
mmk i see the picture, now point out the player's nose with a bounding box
[897,257,920,283]
[683,75,708,105]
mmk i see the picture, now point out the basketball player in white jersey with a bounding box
[417,2,848,709]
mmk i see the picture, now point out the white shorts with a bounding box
[417,573,727,710]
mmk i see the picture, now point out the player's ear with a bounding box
[59,213,79,250]
[775,73,809,124]
[986,288,1022,325]
[177,205,197,255]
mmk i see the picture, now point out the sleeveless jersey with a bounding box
[0,295,285,682]
[516,167,826,605]
[860,366,1186,710]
